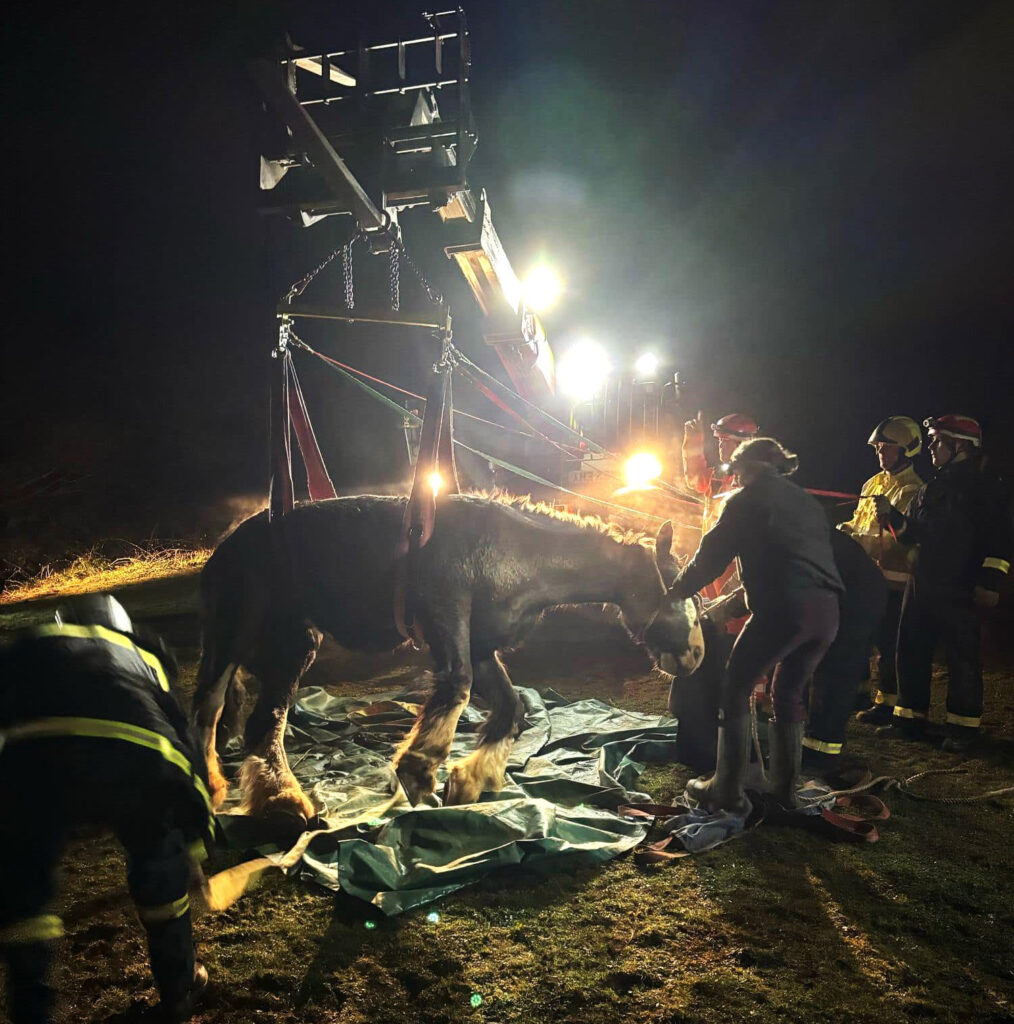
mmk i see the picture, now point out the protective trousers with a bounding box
[895,579,983,731]
[871,588,904,706]
[806,584,886,754]
[723,590,840,723]
[0,745,196,1024]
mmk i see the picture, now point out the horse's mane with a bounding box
[470,490,654,548]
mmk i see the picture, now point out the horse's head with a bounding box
[641,521,706,678]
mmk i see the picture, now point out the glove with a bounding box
[872,494,893,526]
[683,411,704,443]
[972,586,1000,611]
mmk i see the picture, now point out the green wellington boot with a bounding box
[767,719,804,808]
[685,713,752,816]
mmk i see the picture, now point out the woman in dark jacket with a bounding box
[670,438,843,813]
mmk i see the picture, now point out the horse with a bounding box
[192,493,705,821]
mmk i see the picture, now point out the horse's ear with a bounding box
[654,520,678,583]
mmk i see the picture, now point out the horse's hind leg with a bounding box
[444,653,524,805]
[239,618,322,821]
[393,612,472,805]
[193,661,238,807]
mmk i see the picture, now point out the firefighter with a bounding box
[670,438,843,814]
[803,530,888,782]
[0,595,215,1023]
[874,415,1012,751]
[839,416,924,724]
[683,412,759,604]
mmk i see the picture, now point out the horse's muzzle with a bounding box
[659,643,704,678]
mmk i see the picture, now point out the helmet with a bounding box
[54,593,133,634]
[923,414,982,448]
[728,437,799,476]
[867,416,922,457]
[711,413,759,439]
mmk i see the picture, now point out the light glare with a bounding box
[428,471,443,496]
[624,451,663,488]
[557,340,610,401]
[522,265,562,312]
[635,352,659,378]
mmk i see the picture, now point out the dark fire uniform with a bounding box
[0,616,216,1023]
[888,457,1012,736]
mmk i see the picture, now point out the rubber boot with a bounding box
[685,714,752,816]
[767,720,804,809]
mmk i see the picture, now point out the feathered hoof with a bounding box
[393,750,437,806]
[207,758,230,809]
[238,755,317,821]
[443,750,506,806]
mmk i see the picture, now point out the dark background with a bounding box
[4,0,1012,557]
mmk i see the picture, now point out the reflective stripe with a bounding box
[945,712,981,729]
[874,691,898,707]
[0,915,64,945]
[3,717,215,837]
[802,736,842,755]
[33,623,169,692]
[982,557,1010,574]
[187,839,208,864]
[893,706,927,720]
[136,894,190,925]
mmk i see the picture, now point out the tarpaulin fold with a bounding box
[218,686,679,915]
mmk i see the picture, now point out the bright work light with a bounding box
[521,265,562,313]
[557,340,610,402]
[429,471,443,496]
[634,352,659,378]
[624,451,663,488]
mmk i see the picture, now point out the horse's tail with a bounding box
[193,515,271,733]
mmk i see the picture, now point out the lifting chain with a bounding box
[343,230,359,310]
[389,243,401,311]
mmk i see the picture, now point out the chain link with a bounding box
[343,235,356,310]
[389,243,400,311]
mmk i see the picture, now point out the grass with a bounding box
[1,577,1012,1023]
[0,546,210,606]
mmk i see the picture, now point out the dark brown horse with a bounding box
[192,494,704,820]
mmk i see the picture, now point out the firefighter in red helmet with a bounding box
[842,416,924,723]
[874,415,1012,751]
[682,412,759,604]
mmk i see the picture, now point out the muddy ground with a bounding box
[1,580,1013,1024]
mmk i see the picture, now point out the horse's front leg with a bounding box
[444,653,524,805]
[393,609,472,805]
[192,660,237,808]
[239,620,322,821]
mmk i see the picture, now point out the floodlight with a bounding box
[521,265,562,313]
[428,471,443,496]
[624,451,663,488]
[557,340,611,402]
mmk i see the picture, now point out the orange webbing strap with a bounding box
[394,359,459,644]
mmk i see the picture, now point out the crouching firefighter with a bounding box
[669,438,843,814]
[0,595,216,1023]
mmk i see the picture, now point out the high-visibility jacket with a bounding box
[838,463,922,589]
[0,623,215,852]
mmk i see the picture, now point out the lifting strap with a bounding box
[269,337,337,522]
[394,339,460,645]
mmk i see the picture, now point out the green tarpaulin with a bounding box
[219,686,679,915]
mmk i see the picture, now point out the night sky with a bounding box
[5,1,1013,549]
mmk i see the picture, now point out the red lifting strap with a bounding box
[269,350,337,522]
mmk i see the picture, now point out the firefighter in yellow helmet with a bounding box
[840,416,924,724]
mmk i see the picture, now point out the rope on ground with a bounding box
[795,767,1014,805]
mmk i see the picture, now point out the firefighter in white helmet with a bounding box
[841,416,924,724]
